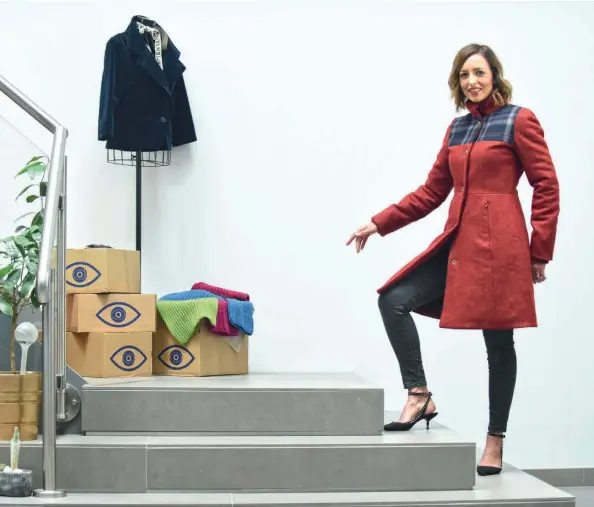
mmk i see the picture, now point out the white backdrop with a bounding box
[1,0,592,470]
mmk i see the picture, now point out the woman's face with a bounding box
[459,53,493,103]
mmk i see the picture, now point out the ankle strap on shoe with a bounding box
[408,391,432,397]
[487,431,505,439]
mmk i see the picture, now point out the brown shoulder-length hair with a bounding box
[448,44,513,112]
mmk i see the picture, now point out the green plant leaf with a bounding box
[1,240,21,259]
[19,273,35,299]
[0,264,13,280]
[16,160,46,179]
[15,160,41,177]
[0,243,10,259]
[23,226,40,240]
[32,211,43,227]
[25,195,39,203]
[4,265,21,287]
[0,298,13,318]
[23,227,42,243]
[15,184,37,201]
[13,235,34,249]
[13,211,35,223]
[10,239,26,258]
[4,269,21,292]
[0,285,14,302]
[31,162,47,178]
[25,260,38,275]
[30,287,40,309]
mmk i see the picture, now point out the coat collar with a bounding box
[125,15,185,94]
[465,94,503,118]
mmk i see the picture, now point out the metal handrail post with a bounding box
[38,268,61,497]
[56,156,67,421]
[0,75,68,499]
[33,127,67,499]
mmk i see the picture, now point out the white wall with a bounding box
[1,0,592,470]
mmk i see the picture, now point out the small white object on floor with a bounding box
[15,322,38,374]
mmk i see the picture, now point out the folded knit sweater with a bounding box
[157,289,254,345]
[156,297,218,345]
[191,282,250,301]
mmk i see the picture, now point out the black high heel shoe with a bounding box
[384,391,438,431]
[477,431,505,476]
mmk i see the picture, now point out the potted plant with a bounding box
[0,156,47,441]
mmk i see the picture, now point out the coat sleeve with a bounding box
[514,108,560,263]
[98,37,123,142]
[171,74,197,147]
[371,121,454,236]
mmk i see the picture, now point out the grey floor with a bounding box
[562,487,593,506]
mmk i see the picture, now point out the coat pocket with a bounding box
[483,200,492,244]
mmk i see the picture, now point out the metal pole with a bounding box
[56,155,67,421]
[34,269,64,499]
[136,150,142,268]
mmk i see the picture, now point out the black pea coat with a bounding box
[98,16,197,152]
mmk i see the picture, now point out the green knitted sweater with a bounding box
[156,298,218,345]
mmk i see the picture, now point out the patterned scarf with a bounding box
[137,22,163,70]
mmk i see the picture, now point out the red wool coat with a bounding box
[371,97,560,329]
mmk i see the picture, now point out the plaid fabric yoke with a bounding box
[448,104,521,147]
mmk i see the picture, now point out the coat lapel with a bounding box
[162,39,185,89]
[125,16,184,95]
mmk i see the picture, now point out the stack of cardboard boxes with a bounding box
[65,248,155,378]
[65,247,249,378]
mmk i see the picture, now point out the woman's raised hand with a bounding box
[346,222,379,253]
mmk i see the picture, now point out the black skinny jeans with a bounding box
[377,245,517,433]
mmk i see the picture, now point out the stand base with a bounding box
[33,489,66,498]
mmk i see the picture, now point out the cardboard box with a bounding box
[67,332,152,378]
[67,293,157,333]
[153,316,248,377]
[66,248,140,294]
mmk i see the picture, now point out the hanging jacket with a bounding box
[98,15,197,152]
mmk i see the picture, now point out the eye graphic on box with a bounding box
[95,302,142,328]
[109,345,148,372]
[66,262,102,288]
[157,345,196,371]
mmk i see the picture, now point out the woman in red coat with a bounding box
[347,43,560,476]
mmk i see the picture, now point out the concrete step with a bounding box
[80,373,385,436]
[0,429,475,493]
[0,466,574,506]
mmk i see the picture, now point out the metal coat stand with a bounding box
[106,149,171,259]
